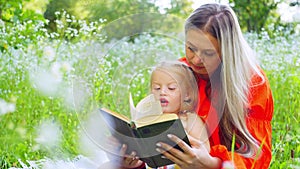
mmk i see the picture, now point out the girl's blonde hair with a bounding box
[185,3,265,157]
[150,61,198,113]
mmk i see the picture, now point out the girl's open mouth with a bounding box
[160,98,168,106]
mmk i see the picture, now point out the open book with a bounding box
[99,94,190,168]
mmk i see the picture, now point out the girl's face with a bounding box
[185,29,221,78]
[151,70,181,114]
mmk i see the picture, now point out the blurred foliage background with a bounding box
[1,0,299,38]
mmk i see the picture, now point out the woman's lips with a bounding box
[193,64,205,69]
[191,64,206,72]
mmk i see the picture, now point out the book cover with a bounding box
[99,94,190,168]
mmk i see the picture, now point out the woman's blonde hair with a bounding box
[150,61,198,113]
[185,3,265,157]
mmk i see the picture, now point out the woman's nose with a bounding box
[191,54,203,64]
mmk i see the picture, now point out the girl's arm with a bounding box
[181,112,210,152]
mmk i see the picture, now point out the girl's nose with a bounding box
[160,87,167,95]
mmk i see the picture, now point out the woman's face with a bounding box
[151,70,181,114]
[185,29,221,78]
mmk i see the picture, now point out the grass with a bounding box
[0,16,299,168]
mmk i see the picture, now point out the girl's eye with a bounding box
[153,86,160,90]
[168,85,177,91]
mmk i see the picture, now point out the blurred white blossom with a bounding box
[50,62,63,81]
[0,99,16,115]
[30,61,74,97]
[30,68,62,97]
[9,156,101,169]
[293,10,300,22]
[9,159,44,169]
[51,61,73,78]
[42,155,100,169]
[35,119,62,149]
[43,46,56,61]
[222,161,235,169]
[0,19,5,27]
[61,62,73,73]
[63,79,90,111]
[78,110,110,167]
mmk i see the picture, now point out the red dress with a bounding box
[180,58,274,169]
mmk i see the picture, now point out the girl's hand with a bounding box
[156,134,221,169]
[119,144,144,169]
[104,136,144,169]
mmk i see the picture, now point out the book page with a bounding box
[101,107,130,123]
[134,113,178,128]
[129,93,138,121]
[129,93,162,122]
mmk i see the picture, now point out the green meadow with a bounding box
[0,12,299,169]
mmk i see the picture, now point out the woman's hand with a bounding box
[156,134,221,169]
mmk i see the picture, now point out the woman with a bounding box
[155,3,274,169]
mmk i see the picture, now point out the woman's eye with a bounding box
[203,51,216,57]
[188,46,196,52]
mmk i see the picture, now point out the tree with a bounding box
[0,0,41,23]
[229,0,281,33]
[83,0,159,22]
[43,0,76,31]
[43,0,192,41]
[164,0,193,18]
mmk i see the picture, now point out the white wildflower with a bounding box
[54,11,60,16]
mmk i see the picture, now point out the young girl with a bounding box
[150,61,209,150]
[119,61,210,169]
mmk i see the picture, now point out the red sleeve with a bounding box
[210,70,274,169]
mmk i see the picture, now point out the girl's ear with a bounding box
[182,95,192,112]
